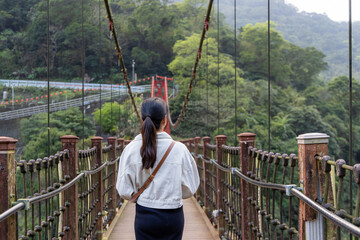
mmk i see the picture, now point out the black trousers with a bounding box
[135,203,184,240]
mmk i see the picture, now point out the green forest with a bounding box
[0,0,359,165]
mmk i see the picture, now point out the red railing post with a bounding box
[215,135,227,237]
[0,137,17,239]
[202,136,211,214]
[238,132,256,240]
[297,133,329,240]
[107,137,117,221]
[91,136,103,240]
[60,135,79,240]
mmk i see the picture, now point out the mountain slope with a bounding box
[219,0,359,81]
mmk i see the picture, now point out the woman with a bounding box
[116,97,200,240]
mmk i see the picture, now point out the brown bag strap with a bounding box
[130,141,176,202]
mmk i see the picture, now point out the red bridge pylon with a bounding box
[151,75,173,134]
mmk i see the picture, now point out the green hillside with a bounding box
[218,0,360,81]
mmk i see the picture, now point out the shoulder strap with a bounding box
[130,141,176,202]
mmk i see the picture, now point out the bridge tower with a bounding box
[151,75,172,134]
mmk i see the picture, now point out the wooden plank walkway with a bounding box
[104,197,220,240]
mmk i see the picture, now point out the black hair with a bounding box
[140,97,167,169]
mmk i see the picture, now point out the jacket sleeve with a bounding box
[116,151,136,200]
[181,147,200,199]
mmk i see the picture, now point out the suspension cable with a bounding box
[234,0,237,145]
[99,0,102,134]
[110,40,113,131]
[267,0,271,151]
[103,0,142,123]
[166,0,214,129]
[206,34,209,135]
[348,0,353,238]
[81,0,85,149]
[47,0,50,156]
[103,0,213,129]
[217,0,220,135]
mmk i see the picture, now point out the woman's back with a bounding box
[116,131,199,209]
[116,97,199,240]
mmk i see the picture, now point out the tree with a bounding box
[168,33,243,143]
[92,98,142,138]
[239,22,291,86]
[239,22,327,90]
[168,34,243,88]
[20,107,96,158]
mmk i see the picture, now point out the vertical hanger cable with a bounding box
[267,0,271,151]
[348,0,353,238]
[81,0,85,148]
[234,0,237,145]
[47,0,50,156]
[99,0,102,134]
[217,0,220,135]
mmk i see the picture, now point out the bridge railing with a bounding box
[186,132,360,240]
[0,135,124,240]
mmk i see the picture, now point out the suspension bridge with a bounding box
[0,0,359,239]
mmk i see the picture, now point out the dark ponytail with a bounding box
[140,98,167,169]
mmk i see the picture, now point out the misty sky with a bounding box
[285,0,360,22]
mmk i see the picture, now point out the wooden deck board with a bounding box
[106,197,220,240]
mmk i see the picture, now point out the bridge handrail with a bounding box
[290,188,360,237]
[0,172,85,222]
[194,149,360,238]
[0,142,122,230]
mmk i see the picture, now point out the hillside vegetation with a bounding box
[0,0,359,164]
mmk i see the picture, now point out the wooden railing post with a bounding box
[91,136,103,240]
[189,138,194,153]
[194,137,201,153]
[107,137,117,221]
[116,138,124,206]
[215,135,227,238]
[124,140,131,147]
[0,137,17,240]
[297,133,329,240]
[202,136,211,214]
[60,135,79,240]
[238,132,256,240]
[194,137,201,200]
[117,138,124,155]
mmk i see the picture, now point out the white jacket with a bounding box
[116,132,200,209]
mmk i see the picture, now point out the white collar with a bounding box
[133,131,172,141]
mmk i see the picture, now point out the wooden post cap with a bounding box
[0,137,18,151]
[202,136,211,142]
[60,135,79,143]
[215,135,227,143]
[238,132,256,142]
[91,136,103,143]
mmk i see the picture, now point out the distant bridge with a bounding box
[0,79,142,90]
[0,85,151,120]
